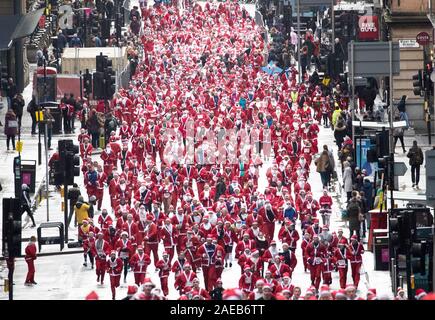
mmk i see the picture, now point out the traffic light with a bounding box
[334,12,343,39]
[58,139,80,186]
[411,241,427,274]
[412,70,424,96]
[49,157,64,185]
[0,64,8,91]
[96,53,109,72]
[83,69,92,97]
[104,67,116,99]
[424,63,433,97]
[2,198,22,257]
[92,71,105,100]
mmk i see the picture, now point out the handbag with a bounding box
[8,120,18,128]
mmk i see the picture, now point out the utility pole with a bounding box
[331,0,335,53]
[297,0,301,79]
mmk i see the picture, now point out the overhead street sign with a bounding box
[394,162,408,176]
[348,42,400,77]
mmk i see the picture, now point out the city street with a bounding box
[1,0,434,302]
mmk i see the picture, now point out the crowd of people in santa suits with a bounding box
[73,1,381,300]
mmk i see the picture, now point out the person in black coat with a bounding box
[214,177,226,201]
[209,280,224,300]
[21,184,36,228]
[11,93,25,130]
[5,78,17,108]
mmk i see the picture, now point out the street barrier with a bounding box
[37,222,65,252]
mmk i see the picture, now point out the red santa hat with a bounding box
[222,288,244,300]
[251,249,259,255]
[206,233,213,239]
[146,214,154,221]
[351,235,358,241]
[282,272,290,279]
[415,288,427,299]
[397,287,404,294]
[346,284,356,290]
[184,263,191,268]
[262,284,272,291]
[270,240,277,245]
[137,245,144,250]
[110,250,116,255]
[127,285,138,296]
[335,289,346,298]
[85,291,99,300]
[243,264,251,271]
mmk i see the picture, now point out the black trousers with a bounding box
[394,136,405,151]
[22,205,36,226]
[411,165,420,185]
[6,135,16,149]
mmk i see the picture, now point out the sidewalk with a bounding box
[0,64,82,255]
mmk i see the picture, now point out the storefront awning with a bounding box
[0,8,44,51]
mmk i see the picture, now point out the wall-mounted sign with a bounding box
[358,15,379,41]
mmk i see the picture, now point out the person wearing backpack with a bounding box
[407,140,424,189]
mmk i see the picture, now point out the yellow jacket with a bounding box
[74,202,90,224]
[332,108,342,127]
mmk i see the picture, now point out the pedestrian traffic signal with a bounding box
[411,241,427,274]
[412,70,424,96]
[49,158,64,185]
[2,198,22,258]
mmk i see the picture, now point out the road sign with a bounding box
[416,32,431,46]
[394,162,408,176]
[348,41,400,77]
[399,39,419,48]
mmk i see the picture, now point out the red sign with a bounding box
[416,32,431,45]
[358,16,379,41]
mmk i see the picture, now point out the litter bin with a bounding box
[373,229,389,271]
[48,106,62,135]
[21,160,37,194]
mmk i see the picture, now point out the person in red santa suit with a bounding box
[143,214,160,267]
[174,263,197,296]
[268,253,293,280]
[235,233,256,259]
[119,143,133,172]
[80,137,93,160]
[79,220,94,266]
[160,218,177,263]
[191,277,211,300]
[181,229,201,272]
[199,214,213,240]
[245,207,264,228]
[119,121,131,140]
[301,192,319,220]
[171,207,190,255]
[262,240,279,268]
[134,179,155,212]
[101,144,117,177]
[160,178,175,213]
[106,250,123,300]
[278,220,300,252]
[322,250,335,286]
[245,249,263,278]
[247,279,265,300]
[306,218,322,238]
[275,272,294,297]
[221,220,237,268]
[246,221,262,240]
[145,133,159,162]
[91,232,111,285]
[306,234,327,290]
[179,163,198,188]
[155,251,172,296]
[238,264,257,296]
[129,245,151,286]
[196,234,220,291]
[122,213,139,248]
[199,183,216,209]
[95,165,106,211]
[108,172,120,212]
[196,165,211,195]
[258,200,278,242]
[24,236,37,285]
[346,235,365,289]
[115,231,133,283]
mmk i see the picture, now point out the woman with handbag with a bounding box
[4,108,18,151]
